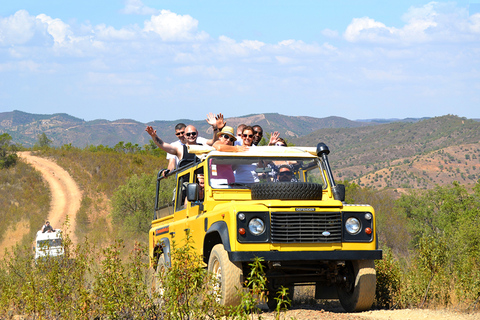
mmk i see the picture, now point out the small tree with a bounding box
[0,133,17,168]
[36,132,52,148]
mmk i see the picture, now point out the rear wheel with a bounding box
[337,260,376,312]
[208,244,243,306]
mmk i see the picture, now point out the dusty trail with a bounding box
[17,152,82,243]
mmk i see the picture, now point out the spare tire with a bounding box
[251,182,323,200]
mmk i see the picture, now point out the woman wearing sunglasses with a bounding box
[212,127,248,152]
[241,126,255,147]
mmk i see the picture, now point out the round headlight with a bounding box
[345,217,361,235]
[248,218,265,236]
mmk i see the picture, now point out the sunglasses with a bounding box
[221,134,235,142]
[279,171,293,176]
[275,143,286,147]
[185,132,197,137]
[243,134,254,138]
[175,131,185,136]
[253,130,263,135]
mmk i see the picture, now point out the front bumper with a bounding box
[229,249,382,262]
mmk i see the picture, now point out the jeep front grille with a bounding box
[271,211,342,243]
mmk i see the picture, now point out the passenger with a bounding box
[146,113,225,169]
[275,164,298,182]
[235,124,246,146]
[234,126,259,184]
[267,131,280,146]
[197,174,205,201]
[241,126,255,147]
[146,124,203,164]
[274,137,287,147]
[42,221,54,233]
[252,125,263,146]
[212,126,248,152]
[166,123,186,173]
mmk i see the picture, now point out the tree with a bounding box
[37,132,52,148]
[0,133,18,169]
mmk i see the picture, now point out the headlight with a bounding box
[345,217,361,235]
[248,218,265,236]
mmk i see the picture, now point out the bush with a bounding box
[375,247,401,309]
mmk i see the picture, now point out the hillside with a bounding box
[291,115,480,191]
[0,110,378,148]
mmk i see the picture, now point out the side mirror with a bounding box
[332,184,345,202]
[186,183,199,202]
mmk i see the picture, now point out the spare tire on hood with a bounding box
[251,182,323,200]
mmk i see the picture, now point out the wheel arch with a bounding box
[153,237,171,268]
[204,221,231,264]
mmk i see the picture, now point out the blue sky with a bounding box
[1,1,479,122]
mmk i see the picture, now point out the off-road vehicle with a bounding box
[149,143,382,312]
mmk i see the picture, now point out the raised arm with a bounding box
[268,131,280,146]
[145,126,181,156]
[205,113,226,146]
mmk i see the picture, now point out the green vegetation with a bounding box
[0,133,17,169]
[0,228,295,319]
[2,135,480,315]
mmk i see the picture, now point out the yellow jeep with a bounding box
[149,143,382,312]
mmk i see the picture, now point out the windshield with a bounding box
[37,239,63,247]
[208,156,326,189]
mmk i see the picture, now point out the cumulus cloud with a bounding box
[344,1,480,44]
[143,10,209,41]
[36,14,73,44]
[0,10,41,45]
[121,0,159,15]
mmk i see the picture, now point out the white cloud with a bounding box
[94,24,137,41]
[143,10,209,41]
[344,17,396,43]
[36,14,73,45]
[121,0,159,15]
[344,1,480,44]
[0,10,39,45]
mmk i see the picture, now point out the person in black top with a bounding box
[42,221,54,233]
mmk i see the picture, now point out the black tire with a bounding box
[208,244,243,306]
[251,182,322,200]
[267,284,294,311]
[149,254,167,304]
[337,260,376,312]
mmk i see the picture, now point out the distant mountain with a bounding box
[0,110,380,148]
[291,115,480,191]
[2,110,480,191]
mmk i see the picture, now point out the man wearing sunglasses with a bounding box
[146,114,225,170]
[275,164,298,182]
[252,125,263,146]
[166,123,187,172]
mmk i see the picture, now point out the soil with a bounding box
[0,152,82,252]
[255,302,479,320]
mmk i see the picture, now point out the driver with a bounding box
[275,164,298,182]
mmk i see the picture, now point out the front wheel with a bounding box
[337,260,376,312]
[149,254,167,304]
[208,244,243,306]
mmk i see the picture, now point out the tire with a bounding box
[267,284,294,311]
[251,182,322,200]
[149,254,167,304]
[337,260,376,312]
[208,244,243,307]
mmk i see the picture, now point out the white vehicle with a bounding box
[34,230,64,260]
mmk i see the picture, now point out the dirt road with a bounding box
[17,152,82,243]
